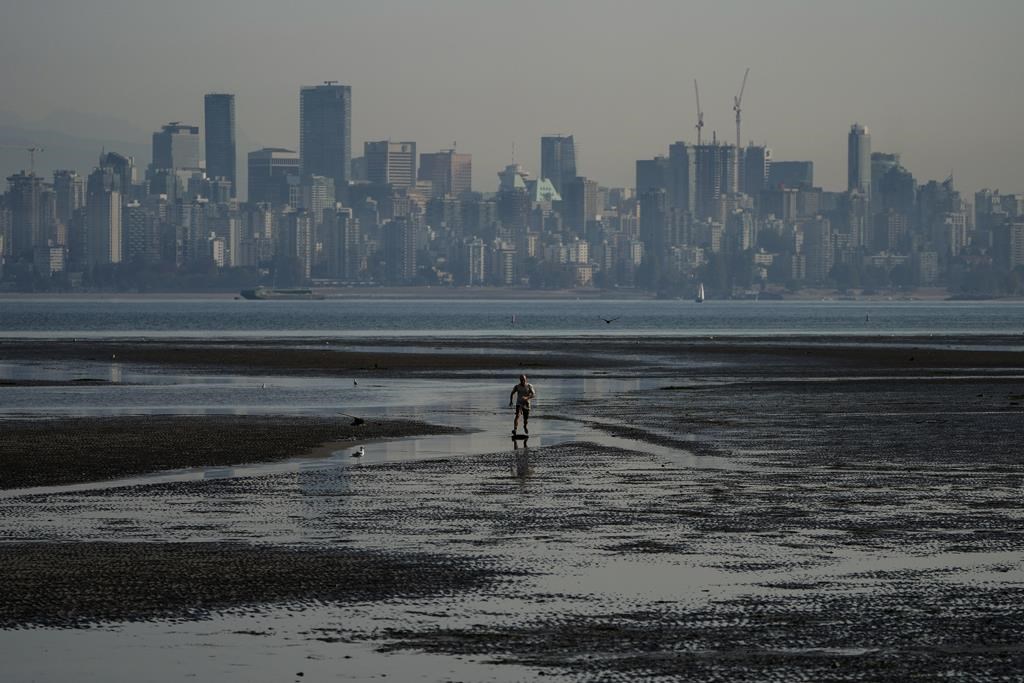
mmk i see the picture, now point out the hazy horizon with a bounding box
[2,0,1022,195]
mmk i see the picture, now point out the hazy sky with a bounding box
[2,0,1022,194]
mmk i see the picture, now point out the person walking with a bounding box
[509,374,536,436]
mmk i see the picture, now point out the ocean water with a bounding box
[0,298,1022,338]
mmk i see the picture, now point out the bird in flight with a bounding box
[600,317,621,324]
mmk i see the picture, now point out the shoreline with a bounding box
[1,287,1019,301]
[2,336,1022,377]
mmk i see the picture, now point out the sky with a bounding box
[2,0,1022,195]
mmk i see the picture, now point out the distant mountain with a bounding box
[0,109,256,196]
[0,123,150,180]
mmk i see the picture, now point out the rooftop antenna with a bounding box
[694,79,704,146]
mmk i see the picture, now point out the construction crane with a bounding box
[694,79,704,146]
[0,145,44,174]
[733,67,750,192]
[733,67,749,153]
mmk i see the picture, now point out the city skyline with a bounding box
[1,0,1022,194]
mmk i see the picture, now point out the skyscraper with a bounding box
[204,94,236,196]
[668,142,695,213]
[247,148,299,205]
[300,175,335,228]
[767,161,814,189]
[364,141,416,188]
[541,135,577,195]
[742,145,771,197]
[418,150,471,198]
[6,171,45,258]
[639,188,669,255]
[99,151,135,195]
[152,123,201,171]
[694,142,738,221]
[382,217,417,284]
[870,152,900,207]
[300,83,352,198]
[562,176,599,232]
[635,157,671,195]
[85,167,122,266]
[848,124,871,196]
[53,170,84,227]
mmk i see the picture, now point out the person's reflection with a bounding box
[510,437,532,479]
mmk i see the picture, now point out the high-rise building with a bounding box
[300,83,352,197]
[278,210,313,284]
[6,171,45,258]
[53,170,85,226]
[323,207,359,279]
[364,141,416,188]
[870,152,899,203]
[247,148,299,205]
[99,151,136,196]
[1006,220,1024,269]
[878,163,915,216]
[300,175,335,229]
[694,142,738,221]
[541,135,577,195]
[742,145,771,197]
[418,150,472,198]
[465,238,486,285]
[767,161,814,189]
[668,142,695,213]
[639,188,669,259]
[382,217,417,284]
[85,167,122,266]
[562,176,599,232]
[802,217,834,283]
[635,156,671,195]
[204,94,236,196]
[152,122,201,171]
[847,124,871,196]
[123,201,159,264]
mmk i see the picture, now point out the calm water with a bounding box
[0,298,1022,338]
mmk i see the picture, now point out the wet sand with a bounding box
[4,439,1021,679]
[2,336,1023,680]
[0,542,500,629]
[4,335,1024,381]
[0,338,629,375]
[0,416,459,489]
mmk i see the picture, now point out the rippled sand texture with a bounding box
[1,336,1022,681]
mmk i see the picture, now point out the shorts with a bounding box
[515,404,530,420]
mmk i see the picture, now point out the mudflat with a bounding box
[0,415,459,489]
[1,335,1022,680]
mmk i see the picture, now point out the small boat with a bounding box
[240,286,325,300]
[695,282,705,303]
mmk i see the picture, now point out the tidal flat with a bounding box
[1,336,1022,681]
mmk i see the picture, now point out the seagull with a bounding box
[353,380,357,386]
[351,446,365,458]
[260,383,267,389]
[600,317,620,324]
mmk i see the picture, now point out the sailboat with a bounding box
[695,282,705,303]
